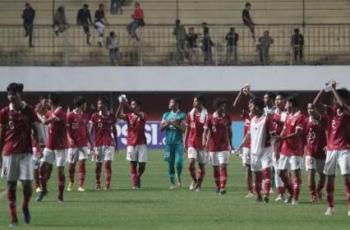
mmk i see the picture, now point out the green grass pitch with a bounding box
[0,150,349,229]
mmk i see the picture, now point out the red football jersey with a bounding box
[185,111,207,149]
[280,111,305,156]
[305,116,327,159]
[125,112,146,146]
[0,103,38,155]
[67,110,90,148]
[242,110,251,148]
[46,107,68,150]
[90,112,116,147]
[272,110,287,152]
[326,106,350,151]
[204,113,231,152]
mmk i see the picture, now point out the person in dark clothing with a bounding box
[291,28,304,63]
[225,27,239,65]
[242,2,255,41]
[185,27,199,65]
[77,4,93,45]
[53,6,69,36]
[257,30,274,65]
[22,2,35,47]
[110,0,123,15]
[201,28,214,65]
[173,19,186,62]
[95,4,108,47]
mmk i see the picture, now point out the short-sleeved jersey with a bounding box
[0,103,38,155]
[326,106,350,151]
[242,110,251,148]
[305,116,327,159]
[204,113,231,152]
[161,111,186,145]
[250,114,274,154]
[67,110,90,148]
[185,110,208,149]
[280,111,305,156]
[125,112,147,146]
[90,111,116,147]
[46,107,68,150]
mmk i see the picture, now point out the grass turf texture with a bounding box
[0,150,349,229]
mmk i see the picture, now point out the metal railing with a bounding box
[1,23,350,66]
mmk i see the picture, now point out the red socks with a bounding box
[263,169,271,197]
[95,163,102,187]
[105,161,112,190]
[189,162,197,183]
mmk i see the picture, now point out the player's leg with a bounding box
[137,145,148,188]
[316,159,326,200]
[306,156,317,202]
[77,147,88,191]
[344,174,350,216]
[104,160,112,191]
[254,171,263,201]
[291,169,301,205]
[19,153,34,224]
[56,149,67,202]
[36,148,55,201]
[167,145,176,189]
[262,167,271,202]
[188,147,198,190]
[338,150,350,215]
[67,148,78,191]
[104,146,115,191]
[273,152,285,201]
[242,147,253,197]
[323,150,337,215]
[21,180,32,224]
[196,151,207,191]
[127,146,138,188]
[278,155,293,203]
[218,151,229,195]
[174,144,184,187]
[129,161,138,189]
[7,181,18,226]
[94,147,103,190]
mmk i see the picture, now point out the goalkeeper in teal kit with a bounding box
[161,98,186,189]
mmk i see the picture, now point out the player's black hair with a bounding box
[294,28,300,33]
[245,2,251,7]
[97,95,110,106]
[213,98,228,110]
[7,82,23,93]
[170,97,182,105]
[194,94,206,105]
[74,96,87,108]
[286,94,299,107]
[130,98,142,107]
[48,93,61,105]
[264,92,276,100]
[275,92,287,99]
[336,88,349,100]
[250,97,265,111]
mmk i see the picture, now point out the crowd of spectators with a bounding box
[18,1,305,65]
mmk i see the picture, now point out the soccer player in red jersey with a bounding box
[304,103,326,203]
[117,98,148,189]
[66,96,92,192]
[184,95,208,192]
[90,96,118,191]
[232,85,254,198]
[36,93,68,202]
[247,98,275,203]
[271,92,287,201]
[313,81,350,216]
[203,98,232,195]
[276,95,305,205]
[32,97,49,193]
[0,83,40,227]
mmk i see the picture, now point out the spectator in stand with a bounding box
[106,31,119,65]
[110,0,123,15]
[77,4,93,45]
[127,2,145,41]
[201,27,214,65]
[225,27,239,65]
[242,2,255,41]
[22,2,35,47]
[95,4,108,47]
[291,28,304,63]
[173,19,186,62]
[201,22,208,35]
[185,27,199,65]
[257,30,274,65]
[53,6,69,36]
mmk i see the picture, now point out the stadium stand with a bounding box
[0,0,350,65]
